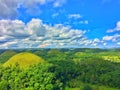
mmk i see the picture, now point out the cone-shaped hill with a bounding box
[0,50,17,63]
[3,52,45,68]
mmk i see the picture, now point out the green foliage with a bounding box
[34,50,47,59]
[0,63,63,90]
[0,50,17,63]
[48,59,79,85]
[46,49,67,61]
[75,58,120,88]
[83,85,92,90]
[0,48,120,90]
[0,80,8,90]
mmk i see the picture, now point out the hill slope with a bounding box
[3,52,45,68]
[0,50,17,63]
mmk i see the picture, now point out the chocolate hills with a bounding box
[0,50,17,63]
[3,52,45,68]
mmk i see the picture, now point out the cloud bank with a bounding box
[0,19,95,49]
[1,19,120,48]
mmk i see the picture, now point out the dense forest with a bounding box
[0,48,120,90]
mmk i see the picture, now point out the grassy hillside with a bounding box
[3,52,45,68]
[0,49,120,89]
[0,50,17,63]
[102,56,120,62]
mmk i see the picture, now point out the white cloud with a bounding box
[53,0,66,7]
[101,21,120,48]
[90,38,101,46]
[24,0,46,7]
[0,18,94,49]
[103,34,120,42]
[3,18,119,48]
[103,36,113,41]
[79,20,89,24]
[117,42,120,45]
[22,0,46,16]
[0,0,67,19]
[52,13,59,18]
[84,20,89,24]
[103,43,107,46]
[116,21,120,30]
[106,29,114,33]
[0,0,21,19]
[68,14,82,19]
[0,19,31,38]
[93,38,100,43]
[107,21,120,33]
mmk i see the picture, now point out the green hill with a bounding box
[0,50,17,63]
[3,52,45,68]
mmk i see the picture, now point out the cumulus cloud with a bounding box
[0,0,67,19]
[103,34,120,42]
[90,38,101,47]
[116,21,120,30]
[107,21,120,33]
[1,18,117,48]
[100,21,120,48]
[68,14,82,19]
[0,18,95,49]
[103,36,113,41]
[0,19,31,38]
[0,0,21,19]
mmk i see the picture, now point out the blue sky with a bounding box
[0,0,120,48]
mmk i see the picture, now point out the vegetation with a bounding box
[0,63,63,90]
[102,55,120,62]
[0,48,120,90]
[3,52,45,68]
[0,50,17,63]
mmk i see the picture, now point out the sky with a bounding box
[0,0,120,49]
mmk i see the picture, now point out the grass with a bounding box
[3,52,45,68]
[102,56,120,62]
